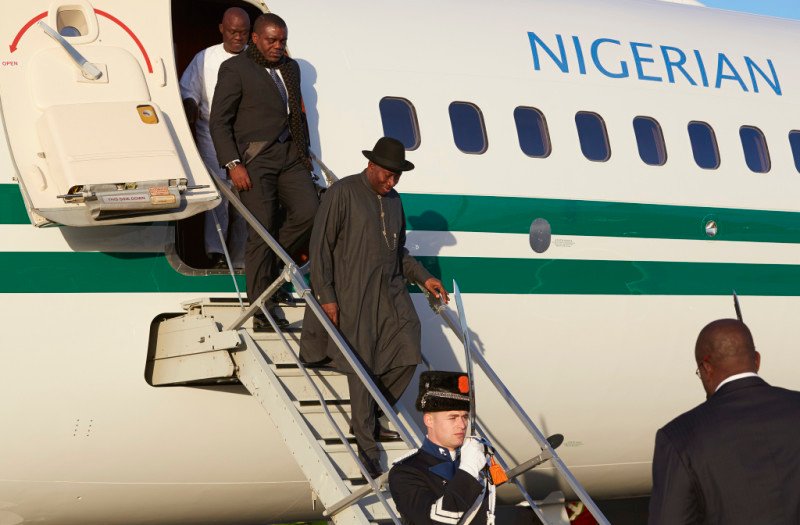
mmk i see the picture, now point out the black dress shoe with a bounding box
[300,356,332,368]
[357,449,383,479]
[376,423,400,442]
[273,289,294,304]
[208,253,229,270]
[253,309,290,332]
[347,422,401,442]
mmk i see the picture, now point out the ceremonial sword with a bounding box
[733,290,744,322]
[453,280,477,431]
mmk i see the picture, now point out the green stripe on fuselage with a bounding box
[1,185,30,224]
[416,257,800,296]
[1,252,799,295]
[402,194,800,243]
[1,186,799,295]
[0,252,243,293]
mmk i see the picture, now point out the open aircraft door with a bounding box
[0,0,219,227]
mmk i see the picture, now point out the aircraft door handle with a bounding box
[37,21,102,80]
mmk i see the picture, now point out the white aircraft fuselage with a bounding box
[2,0,800,523]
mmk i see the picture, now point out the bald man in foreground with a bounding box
[648,319,800,525]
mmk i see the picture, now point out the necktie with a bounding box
[268,68,290,143]
[269,68,288,108]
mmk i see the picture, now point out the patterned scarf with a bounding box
[246,43,312,170]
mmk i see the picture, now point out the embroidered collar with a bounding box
[421,438,460,480]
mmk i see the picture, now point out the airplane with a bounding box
[1,0,799,523]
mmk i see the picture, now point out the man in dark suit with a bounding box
[210,13,318,330]
[649,318,800,525]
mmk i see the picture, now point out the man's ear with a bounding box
[423,412,433,429]
[754,350,761,372]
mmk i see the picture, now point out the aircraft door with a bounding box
[0,0,219,227]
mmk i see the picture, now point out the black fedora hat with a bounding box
[362,137,414,173]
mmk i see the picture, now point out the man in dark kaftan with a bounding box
[300,137,448,477]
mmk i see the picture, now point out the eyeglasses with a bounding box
[695,357,709,377]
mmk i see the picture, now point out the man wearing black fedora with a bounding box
[300,137,448,477]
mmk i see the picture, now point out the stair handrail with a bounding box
[309,150,339,187]
[206,168,422,445]
[417,285,612,525]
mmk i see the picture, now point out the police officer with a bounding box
[389,371,495,525]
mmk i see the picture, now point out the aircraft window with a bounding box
[449,102,488,154]
[514,106,551,158]
[575,111,611,162]
[688,121,720,170]
[739,126,770,173]
[633,117,667,166]
[790,131,800,173]
[379,97,420,150]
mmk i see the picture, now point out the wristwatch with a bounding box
[225,159,241,170]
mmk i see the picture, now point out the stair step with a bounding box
[325,441,413,480]
[272,366,343,378]
[184,297,308,328]
[277,369,350,403]
[249,331,303,364]
[300,406,352,440]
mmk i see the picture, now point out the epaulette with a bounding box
[392,449,421,466]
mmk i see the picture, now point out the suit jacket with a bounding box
[648,376,800,525]
[209,53,301,168]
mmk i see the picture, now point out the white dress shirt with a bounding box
[715,372,759,392]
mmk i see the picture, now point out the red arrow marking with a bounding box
[94,9,153,73]
[10,11,47,53]
[9,9,153,74]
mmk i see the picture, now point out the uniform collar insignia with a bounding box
[422,438,459,481]
[422,438,453,461]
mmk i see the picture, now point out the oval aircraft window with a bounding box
[790,131,800,173]
[688,121,720,170]
[379,97,420,150]
[633,117,667,166]
[740,126,770,173]
[575,111,611,162]
[449,102,488,154]
[514,106,551,158]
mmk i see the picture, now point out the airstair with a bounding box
[147,167,611,525]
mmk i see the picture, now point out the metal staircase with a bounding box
[149,296,415,524]
[146,168,611,524]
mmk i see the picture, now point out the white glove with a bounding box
[458,436,488,479]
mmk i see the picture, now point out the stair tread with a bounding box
[273,366,343,377]
[324,440,412,453]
